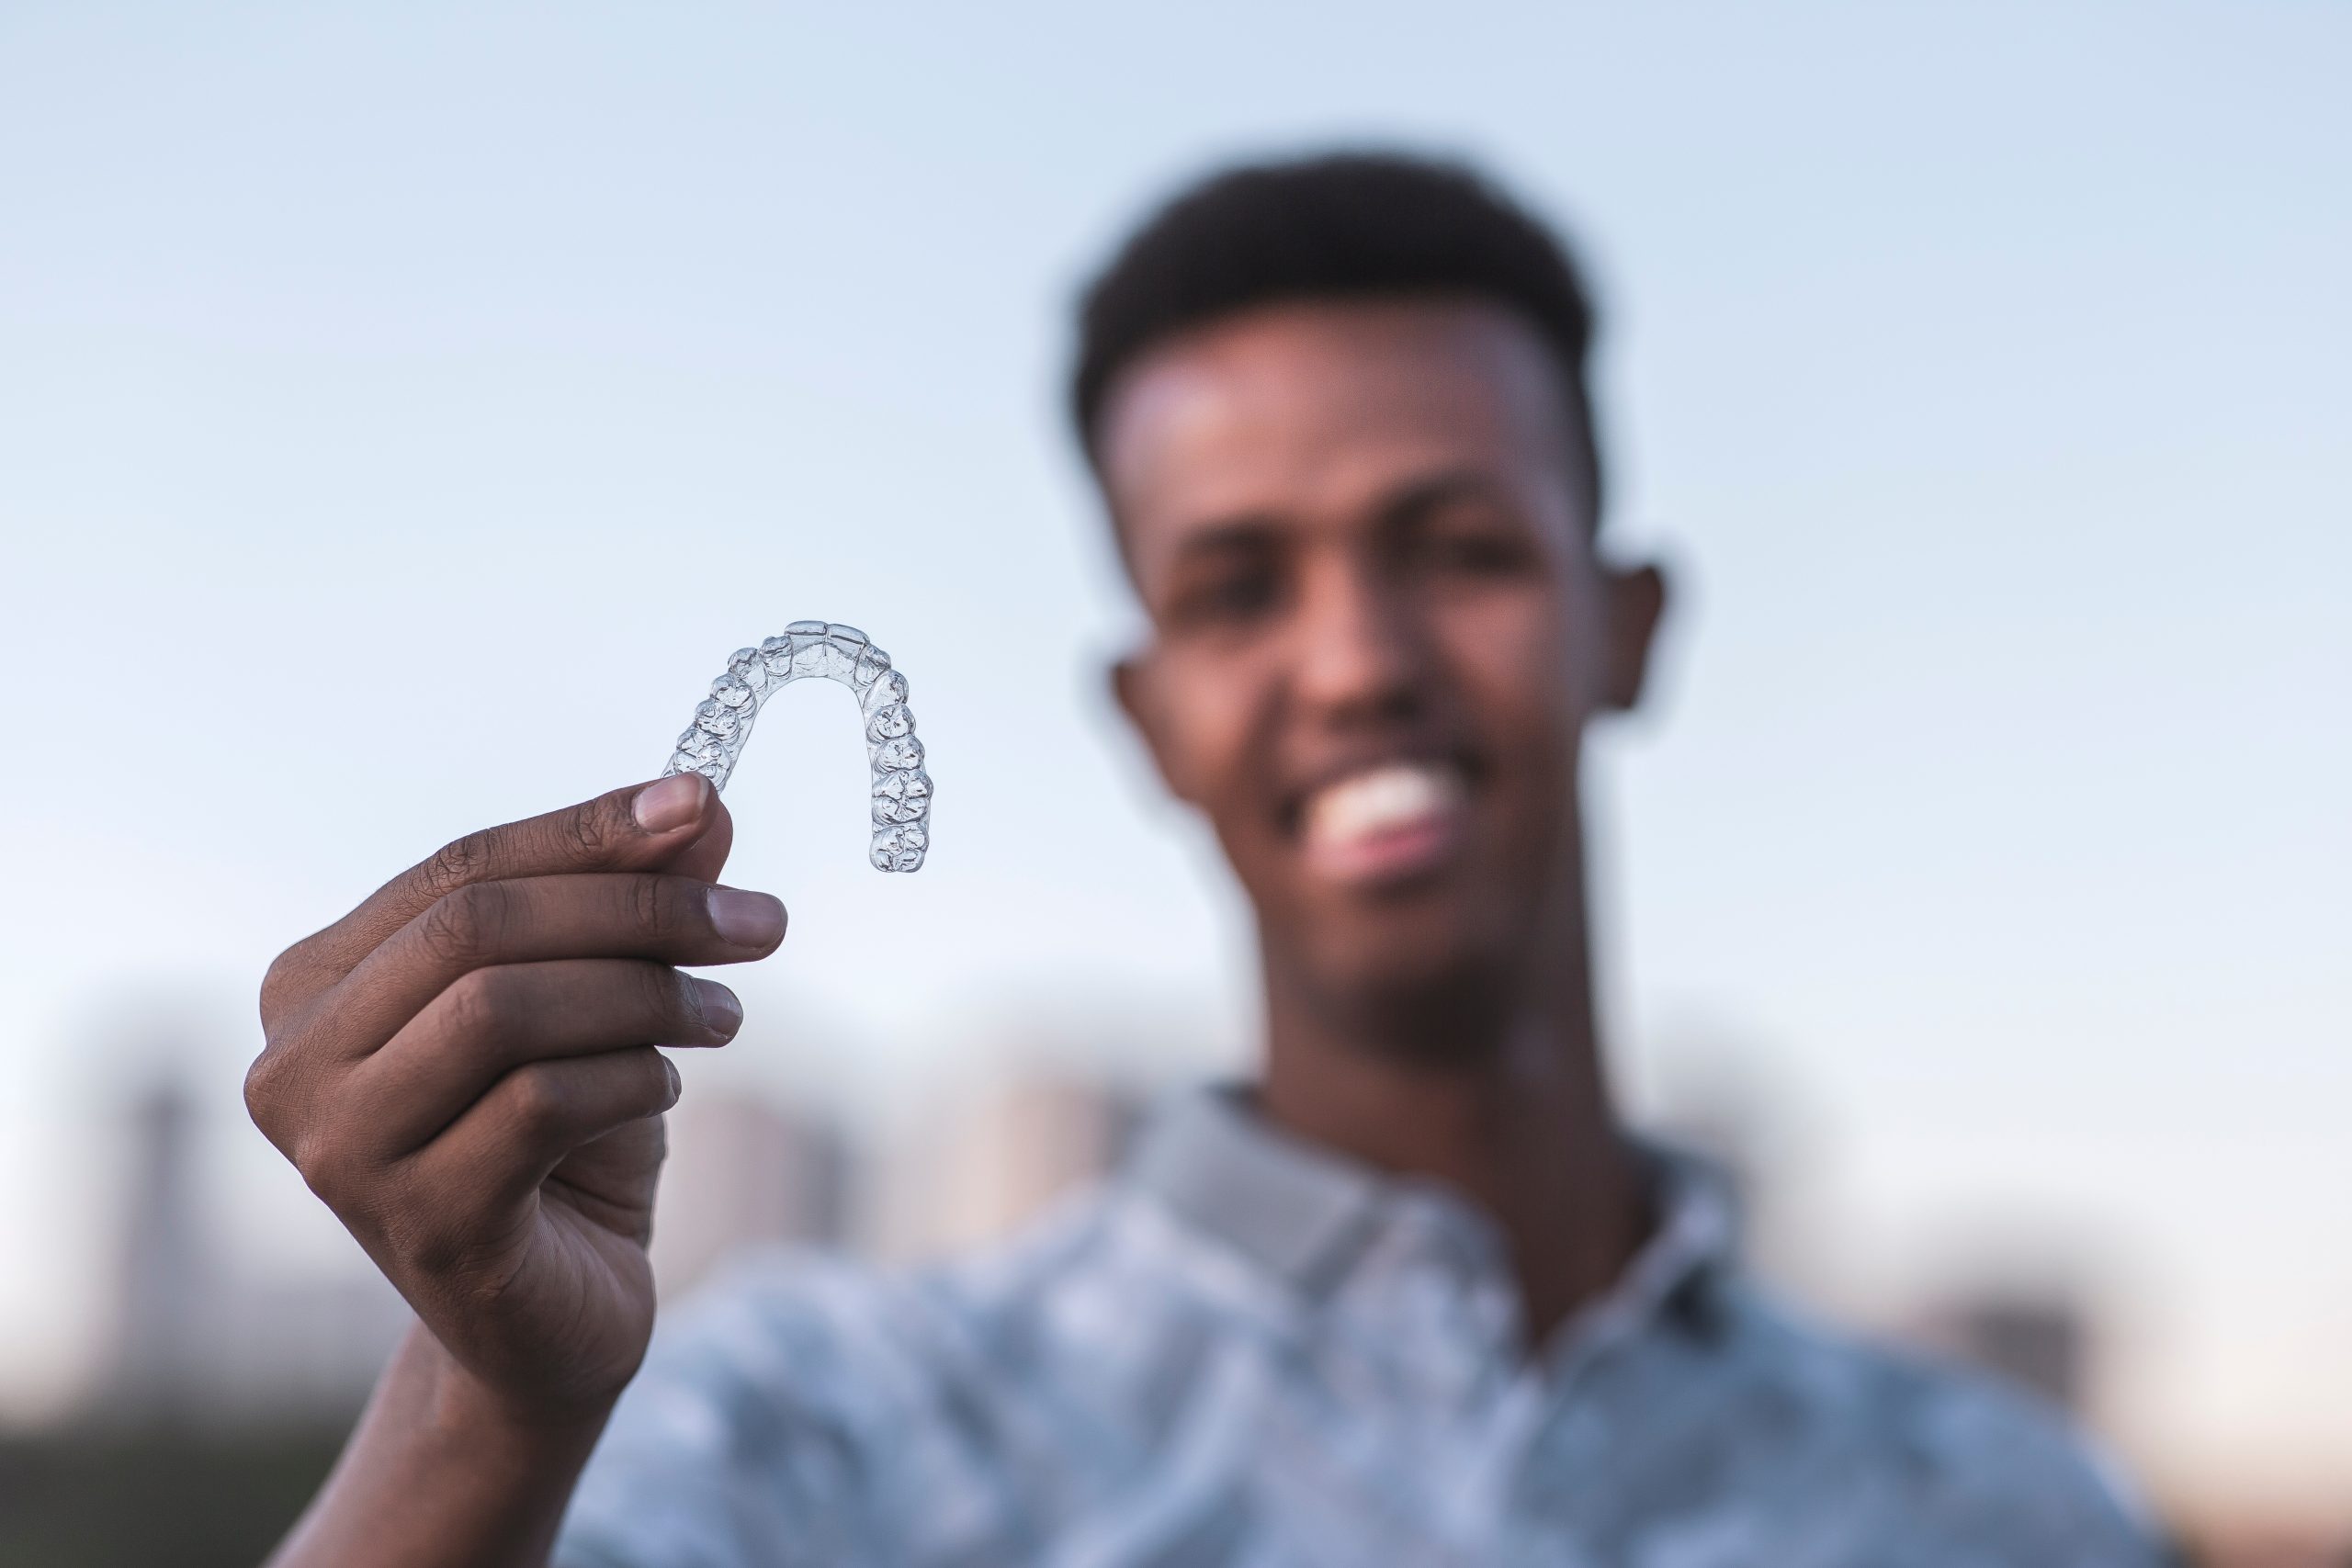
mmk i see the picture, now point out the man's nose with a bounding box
[1290,555,1427,723]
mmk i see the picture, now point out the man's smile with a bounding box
[1294,755,1472,889]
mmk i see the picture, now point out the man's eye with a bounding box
[1174,569,1280,625]
[1411,528,1532,575]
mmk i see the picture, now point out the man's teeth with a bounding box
[1304,762,1463,844]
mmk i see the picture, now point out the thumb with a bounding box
[657,789,735,884]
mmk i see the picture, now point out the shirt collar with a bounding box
[1122,1084,1389,1294]
[1121,1084,1741,1337]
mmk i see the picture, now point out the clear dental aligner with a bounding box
[662,621,930,872]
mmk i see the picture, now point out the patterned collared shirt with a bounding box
[556,1090,2164,1567]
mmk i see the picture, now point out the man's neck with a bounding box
[1256,941,1651,1348]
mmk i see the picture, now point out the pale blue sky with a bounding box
[1,0,2345,1508]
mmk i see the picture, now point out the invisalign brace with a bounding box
[662,622,930,872]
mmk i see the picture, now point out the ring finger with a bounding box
[350,958,741,1156]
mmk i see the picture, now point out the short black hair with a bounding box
[1070,150,1604,518]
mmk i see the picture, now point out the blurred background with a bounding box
[1,2,2345,1563]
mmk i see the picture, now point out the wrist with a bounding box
[265,1325,618,1568]
[406,1326,620,1461]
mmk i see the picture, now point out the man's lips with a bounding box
[1297,760,1467,886]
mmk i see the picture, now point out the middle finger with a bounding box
[351,958,741,1156]
[311,873,785,1063]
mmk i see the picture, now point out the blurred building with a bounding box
[64,1070,2352,1564]
[96,1077,409,1428]
[1923,1290,2088,1413]
[872,1072,1143,1261]
[649,1091,852,1301]
[101,1082,214,1423]
[88,1064,1148,1427]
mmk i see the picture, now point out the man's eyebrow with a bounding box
[1147,469,1511,574]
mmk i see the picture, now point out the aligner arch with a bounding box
[662,621,931,872]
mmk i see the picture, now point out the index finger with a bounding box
[266,774,732,1013]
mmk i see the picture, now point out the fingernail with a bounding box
[692,978,743,1039]
[661,1055,682,1101]
[707,887,786,948]
[633,773,707,834]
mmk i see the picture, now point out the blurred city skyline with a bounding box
[1,0,2346,1540]
[40,1050,2346,1560]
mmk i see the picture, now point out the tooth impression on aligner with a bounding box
[660,622,930,872]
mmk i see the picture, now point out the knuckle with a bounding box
[625,874,673,941]
[414,896,476,967]
[563,797,625,863]
[258,945,309,1026]
[635,1046,673,1103]
[501,1063,571,1137]
[417,882,506,968]
[242,1051,288,1138]
[643,963,694,1030]
[292,1135,365,1215]
[243,1053,384,1228]
[296,1151,345,1210]
[435,965,511,1043]
[421,829,497,898]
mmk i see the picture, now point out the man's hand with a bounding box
[246,773,784,1423]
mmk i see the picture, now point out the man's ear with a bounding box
[1111,650,1198,806]
[1597,561,1668,712]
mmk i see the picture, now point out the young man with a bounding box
[249,154,2164,1565]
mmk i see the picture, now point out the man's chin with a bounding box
[1302,931,1518,1060]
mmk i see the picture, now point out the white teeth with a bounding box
[1304,761,1463,845]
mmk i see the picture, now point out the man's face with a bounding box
[1103,299,1662,1024]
